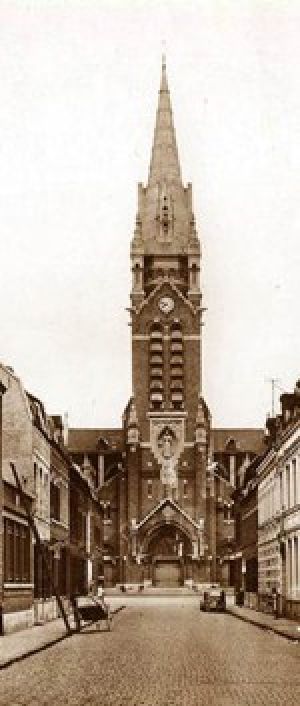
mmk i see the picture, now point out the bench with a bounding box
[71,596,112,632]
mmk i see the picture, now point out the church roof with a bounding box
[68,428,124,453]
[212,428,265,455]
[68,427,264,456]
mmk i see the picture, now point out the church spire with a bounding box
[148,56,182,187]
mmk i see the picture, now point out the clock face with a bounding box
[159,296,174,314]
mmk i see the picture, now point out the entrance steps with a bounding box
[143,587,194,595]
[105,586,195,596]
[105,585,196,596]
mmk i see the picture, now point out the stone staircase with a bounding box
[105,585,196,596]
[143,586,194,595]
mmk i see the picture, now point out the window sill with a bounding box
[50,518,68,528]
[4,583,33,589]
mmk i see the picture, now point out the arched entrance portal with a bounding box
[147,525,192,588]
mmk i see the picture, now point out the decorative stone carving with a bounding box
[149,418,185,489]
[160,429,174,458]
[128,428,139,445]
[127,399,139,446]
[128,400,138,426]
[162,505,174,523]
[150,419,184,464]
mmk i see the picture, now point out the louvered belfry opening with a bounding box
[149,323,164,409]
[170,321,184,409]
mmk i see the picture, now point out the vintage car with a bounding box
[200,587,226,612]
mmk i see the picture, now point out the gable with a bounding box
[135,498,201,532]
[136,280,197,320]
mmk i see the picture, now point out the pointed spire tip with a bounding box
[160,49,168,93]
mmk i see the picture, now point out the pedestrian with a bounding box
[272,586,280,619]
[97,576,105,599]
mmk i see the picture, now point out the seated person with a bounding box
[88,579,111,629]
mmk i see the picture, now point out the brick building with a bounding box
[230,453,266,608]
[28,399,72,624]
[0,364,35,633]
[257,380,300,618]
[69,457,103,598]
[0,363,103,633]
[68,59,263,590]
[0,368,8,633]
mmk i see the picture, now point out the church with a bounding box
[68,59,264,589]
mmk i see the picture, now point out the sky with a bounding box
[0,0,299,430]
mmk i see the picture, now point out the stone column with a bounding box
[296,462,300,506]
[292,535,297,595]
[282,467,286,510]
[275,473,280,515]
[287,538,291,596]
[293,460,297,508]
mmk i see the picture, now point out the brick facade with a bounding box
[257,381,300,618]
[0,364,103,633]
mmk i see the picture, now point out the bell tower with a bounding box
[123,58,211,586]
[131,56,203,410]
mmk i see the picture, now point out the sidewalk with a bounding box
[0,618,71,669]
[227,604,300,641]
[0,598,125,669]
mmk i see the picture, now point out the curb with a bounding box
[227,608,300,642]
[0,631,71,671]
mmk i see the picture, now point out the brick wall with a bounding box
[2,370,33,493]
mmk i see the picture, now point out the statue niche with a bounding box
[158,427,175,458]
[158,427,177,488]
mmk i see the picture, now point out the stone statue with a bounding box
[162,430,173,458]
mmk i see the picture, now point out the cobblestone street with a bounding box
[1,597,300,706]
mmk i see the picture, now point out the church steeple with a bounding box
[131,57,200,261]
[148,55,182,188]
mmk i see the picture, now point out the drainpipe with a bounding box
[0,381,7,634]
